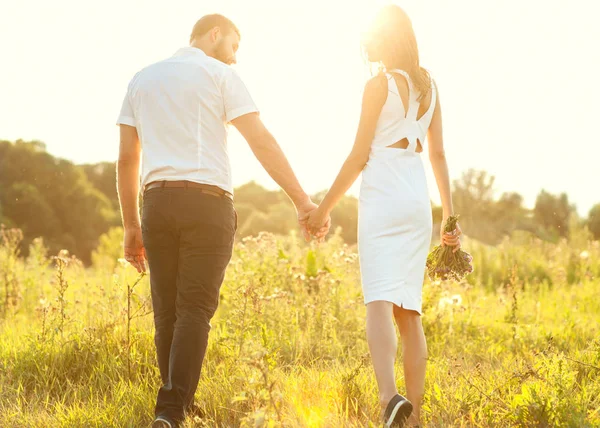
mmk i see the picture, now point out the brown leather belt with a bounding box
[144,180,233,201]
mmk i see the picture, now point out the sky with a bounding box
[1,0,599,215]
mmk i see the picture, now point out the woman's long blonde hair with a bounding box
[363,5,431,100]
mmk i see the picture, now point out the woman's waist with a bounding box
[360,157,427,193]
[368,145,423,159]
[364,150,424,172]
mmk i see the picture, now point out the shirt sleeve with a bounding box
[116,85,136,127]
[222,68,259,122]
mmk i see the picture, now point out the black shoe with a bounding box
[151,416,173,428]
[383,394,413,427]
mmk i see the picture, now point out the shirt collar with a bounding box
[173,46,208,57]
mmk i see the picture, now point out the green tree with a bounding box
[264,202,298,236]
[234,181,287,213]
[329,194,358,244]
[533,190,575,239]
[0,199,5,225]
[239,211,272,237]
[451,169,498,243]
[2,182,60,246]
[82,162,119,210]
[491,192,529,235]
[587,203,600,240]
[91,226,124,271]
[0,140,117,263]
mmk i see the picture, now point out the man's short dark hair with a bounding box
[189,14,240,43]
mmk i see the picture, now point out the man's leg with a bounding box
[141,190,179,385]
[155,192,236,424]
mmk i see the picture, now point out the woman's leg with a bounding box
[394,305,428,426]
[366,301,399,408]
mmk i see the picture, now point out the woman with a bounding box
[306,5,461,427]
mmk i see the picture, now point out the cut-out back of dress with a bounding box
[370,69,437,155]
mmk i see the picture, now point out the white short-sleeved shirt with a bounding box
[116,47,258,194]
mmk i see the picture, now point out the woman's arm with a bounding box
[306,74,387,232]
[427,82,461,249]
[427,82,452,217]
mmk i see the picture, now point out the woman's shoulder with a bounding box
[364,72,389,102]
[366,72,388,89]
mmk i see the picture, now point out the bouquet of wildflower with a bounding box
[426,215,473,281]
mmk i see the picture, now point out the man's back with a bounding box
[117,47,258,194]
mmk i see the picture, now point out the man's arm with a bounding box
[117,124,146,272]
[117,124,141,229]
[222,67,328,240]
[232,113,308,206]
[231,113,328,240]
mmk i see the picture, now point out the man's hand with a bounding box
[306,206,331,241]
[296,199,330,242]
[124,226,147,273]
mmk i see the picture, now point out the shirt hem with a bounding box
[225,106,259,123]
[116,116,136,127]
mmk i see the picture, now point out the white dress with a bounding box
[358,69,437,314]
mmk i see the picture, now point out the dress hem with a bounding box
[363,294,422,315]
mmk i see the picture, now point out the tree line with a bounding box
[1,140,599,263]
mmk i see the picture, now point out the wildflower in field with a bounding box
[438,293,463,310]
[53,249,71,265]
[451,294,462,306]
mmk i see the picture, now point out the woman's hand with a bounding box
[441,220,462,253]
[306,206,331,242]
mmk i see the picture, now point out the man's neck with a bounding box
[189,42,210,57]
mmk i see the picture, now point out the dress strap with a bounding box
[388,69,420,152]
[388,69,419,121]
[418,77,437,126]
[388,69,410,80]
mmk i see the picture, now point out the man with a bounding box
[116,14,329,428]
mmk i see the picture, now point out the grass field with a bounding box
[1,224,599,427]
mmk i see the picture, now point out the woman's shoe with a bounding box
[151,416,173,428]
[383,394,413,427]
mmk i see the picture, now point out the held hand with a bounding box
[440,220,462,253]
[124,226,147,273]
[296,199,330,242]
[296,199,318,242]
[306,206,331,242]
